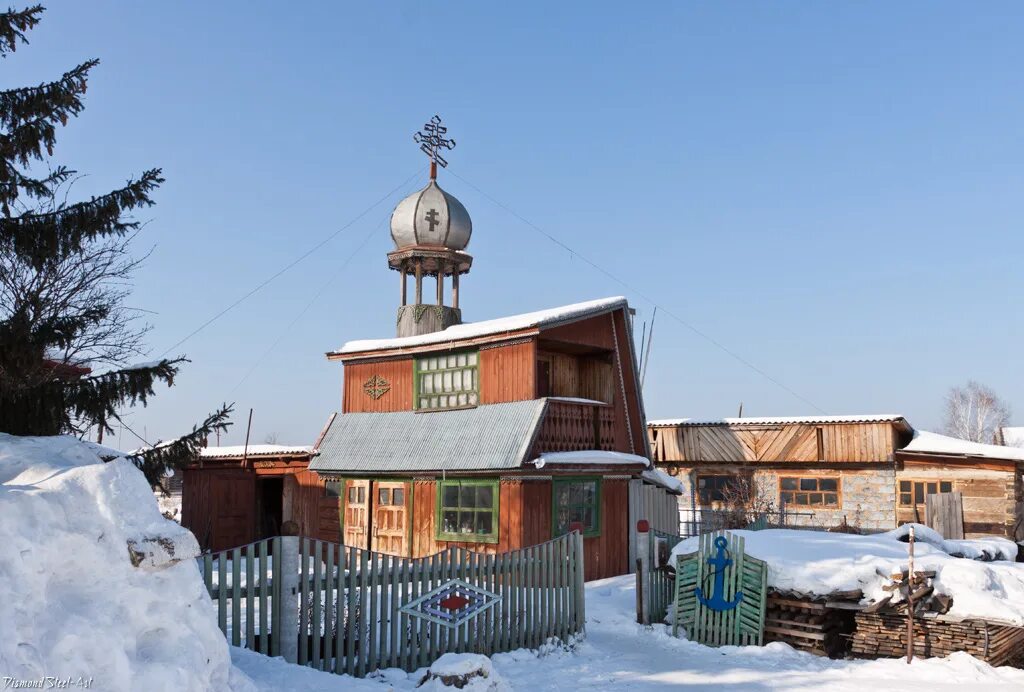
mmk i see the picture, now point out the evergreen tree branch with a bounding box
[0,168,164,267]
[0,61,96,130]
[0,5,43,56]
[125,404,234,489]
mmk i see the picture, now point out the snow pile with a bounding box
[0,434,232,690]
[904,429,1024,461]
[671,526,1024,624]
[418,653,508,691]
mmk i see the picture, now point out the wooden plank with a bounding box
[357,548,369,677]
[245,544,255,650]
[312,539,323,670]
[231,547,241,646]
[368,550,379,673]
[324,543,334,672]
[271,536,282,658]
[258,541,268,654]
[298,538,308,666]
[217,551,227,635]
[345,547,357,677]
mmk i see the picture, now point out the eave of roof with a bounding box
[648,414,909,428]
[328,296,627,361]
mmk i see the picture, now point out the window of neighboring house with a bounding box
[552,478,601,537]
[325,480,342,498]
[696,475,743,505]
[779,477,840,508]
[436,479,498,543]
[416,351,479,410]
[898,480,953,506]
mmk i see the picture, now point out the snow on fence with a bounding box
[199,532,586,677]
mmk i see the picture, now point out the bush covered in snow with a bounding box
[0,434,233,690]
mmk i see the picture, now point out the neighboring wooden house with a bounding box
[181,444,329,552]
[896,430,1024,539]
[647,415,912,531]
[305,165,676,581]
[649,416,1024,539]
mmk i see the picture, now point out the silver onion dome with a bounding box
[390,179,472,251]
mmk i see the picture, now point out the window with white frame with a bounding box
[415,351,479,410]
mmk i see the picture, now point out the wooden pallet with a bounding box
[763,595,855,658]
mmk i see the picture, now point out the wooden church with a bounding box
[183,118,678,579]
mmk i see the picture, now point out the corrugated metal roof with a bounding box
[310,400,547,474]
[647,414,907,427]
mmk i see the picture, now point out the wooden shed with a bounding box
[647,415,914,531]
[896,430,1024,539]
[310,297,674,581]
[181,444,338,552]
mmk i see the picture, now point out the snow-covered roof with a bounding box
[331,296,627,356]
[529,450,650,469]
[199,444,313,459]
[641,468,684,494]
[1000,426,1024,448]
[648,414,907,427]
[900,430,1024,462]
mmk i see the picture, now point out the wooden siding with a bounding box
[182,468,256,552]
[479,340,536,404]
[182,461,338,552]
[896,462,1020,539]
[650,422,898,465]
[387,477,627,581]
[342,358,414,413]
[541,314,616,351]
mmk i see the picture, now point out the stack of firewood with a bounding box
[850,613,1024,667]
[763,592,857,658]
[859,568,952,616]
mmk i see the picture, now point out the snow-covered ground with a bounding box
[672,526,1024,625]
[231,575,1024,691]
[4,433,1024,691]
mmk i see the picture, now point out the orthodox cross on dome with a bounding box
[413,114,456,179]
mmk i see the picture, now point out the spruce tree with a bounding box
[0,6,231,486]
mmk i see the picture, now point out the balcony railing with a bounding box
[531,398,617,455]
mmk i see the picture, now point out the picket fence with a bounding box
[200,532,586,677]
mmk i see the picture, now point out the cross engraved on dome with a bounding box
[413,115,456,169]
[424,208,440,233]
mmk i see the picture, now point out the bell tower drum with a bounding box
[389,115,473,338]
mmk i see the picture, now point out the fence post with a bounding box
[635,520,650,625]
[280,535,300,664]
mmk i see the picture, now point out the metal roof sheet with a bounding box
[310,400,547,474]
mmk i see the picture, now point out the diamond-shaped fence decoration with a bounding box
[399,578,500,628]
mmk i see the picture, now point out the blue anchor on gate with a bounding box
[694,536,744,611]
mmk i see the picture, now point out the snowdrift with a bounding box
[0,434,234,690]
[671,526,1024,625]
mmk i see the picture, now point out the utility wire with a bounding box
[228,213,393,396]
[446,169,826,414]
[159,167,425,358]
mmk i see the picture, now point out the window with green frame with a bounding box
[553,478,601,537]
[436,479,498,543]
[415,351,479,411]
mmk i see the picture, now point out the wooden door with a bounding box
[372,481,409,556]
[210,472,256,552]
[343,480,370,549]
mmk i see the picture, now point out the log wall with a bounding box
[895,462,1020,539]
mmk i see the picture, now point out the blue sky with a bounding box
[13,2,1023,447]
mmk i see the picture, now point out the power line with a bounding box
[159,167,425,358]
[227,213,393,396]
[446,168,826,414]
